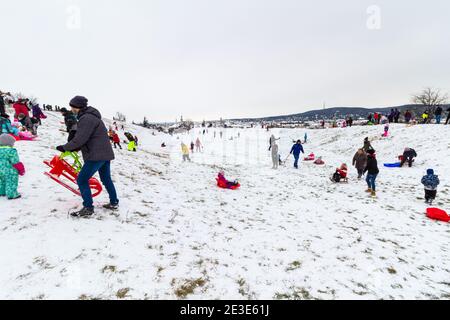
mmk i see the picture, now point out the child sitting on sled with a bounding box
[331,163,348,183]
[0,134,25,200]
[216,171,240,190]
[421,169,440,205]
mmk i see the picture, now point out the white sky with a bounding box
[1,0,450,122]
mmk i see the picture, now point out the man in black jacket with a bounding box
[56,96,119,218]
[434,106,443,124]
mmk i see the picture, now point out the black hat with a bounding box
[69,96,88,109]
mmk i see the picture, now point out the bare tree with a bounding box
[412,87,448,112]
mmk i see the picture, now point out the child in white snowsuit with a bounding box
[0,134,25,199]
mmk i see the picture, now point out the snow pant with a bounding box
[445,114,450,125]
[113,142,122,149]
[436,115,441,124]
[425,189,437,202]
[196,146,201,152]
[357,169,364,179]
[366,174,378,191]
[77,161,119,209]
[401,158,414,167]
[294,155,300,169]
[0,167,20,199]
[272,155,279,169]
[182,154,191,162]
[127,141,136,152]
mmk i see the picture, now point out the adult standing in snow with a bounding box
[290,140,304,169]
[364,149,379,197]
[271,141,279,169]
[446,107,450,125]
[195,138,202,152]
[434,106,443,124]
[268,134,279,151]
[55,96,119,218]
[32,103,46,125]
[352,148,367,179]
[0,91,6,115]
[363,137,373,153]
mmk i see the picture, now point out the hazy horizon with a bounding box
[2,0,450,122]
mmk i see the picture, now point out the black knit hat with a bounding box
[69,96,88,109]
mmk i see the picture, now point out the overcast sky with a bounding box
[1,0,450,122]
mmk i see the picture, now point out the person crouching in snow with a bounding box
[290,140,305,169]
[353,148,367,179]
[400,148,417,167]
[0,134,25,200]
[364,149,379,197]
[17,113,38,136]
[181,143,191,162]
[332,163,348,183]
[421,169,440,205]
[271,141,279,169]
[383,123,389,137]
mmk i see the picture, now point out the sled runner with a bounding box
[44,153,102,197]
[426,208,450,223]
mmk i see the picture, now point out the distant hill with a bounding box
[230,104,450,122]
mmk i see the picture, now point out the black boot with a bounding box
[103,203,119,210]
[70,207,94,218]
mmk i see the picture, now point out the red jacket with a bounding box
[13,102,30,118]
[112,133,120,143]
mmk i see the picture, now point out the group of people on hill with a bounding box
[0,90,49,200]
[1,92,47,139]
[180,138,203,162]
[366,107,450,126]
[1,92,120,217]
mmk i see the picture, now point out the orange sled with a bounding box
[44,155,103,197]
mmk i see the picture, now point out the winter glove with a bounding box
[13,162,25,176]
[56,145,66,153]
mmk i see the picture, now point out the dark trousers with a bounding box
[113,142,122,149]
[77,161,119,209]
[446,114,450,125]
[366,174,378,191]
[294,155,300,169]
[357,169,364,179]
[425,189,437,201]
[401,158,414,167]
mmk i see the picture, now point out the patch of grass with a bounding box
[274,287,315,300]
[116,288,131,299]
[101,265,117,273]
[387,267,397,274]
[174,278,207,299]
[286,261,302,271]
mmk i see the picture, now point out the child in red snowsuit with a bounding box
[112,133,122,149]
[216,171,240,189]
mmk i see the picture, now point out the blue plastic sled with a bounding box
[384,162,401,168]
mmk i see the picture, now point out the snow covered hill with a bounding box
[1,112,449,300]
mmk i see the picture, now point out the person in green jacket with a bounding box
[0,134,25,200]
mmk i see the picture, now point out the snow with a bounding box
[1,112,449,300]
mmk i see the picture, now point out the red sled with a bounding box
[426,208,450,223]
[216,178,240,190]
[304,153,315,161]
[43,155,102,197]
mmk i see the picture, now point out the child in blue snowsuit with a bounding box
[0,134,25,200]
[290,140,305,169]
[421,169,440,205]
